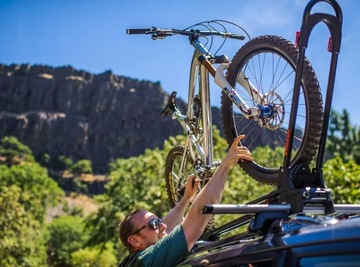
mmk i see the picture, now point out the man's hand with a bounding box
[183,175,200,203]
[162,175,200,233]
[222,135,253,169]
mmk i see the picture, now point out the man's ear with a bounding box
[128,235,142,249]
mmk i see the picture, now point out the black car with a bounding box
[179,211,360,266]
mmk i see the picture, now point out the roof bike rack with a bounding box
[277,0,342,215]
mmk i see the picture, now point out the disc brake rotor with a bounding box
[258,91,285,130]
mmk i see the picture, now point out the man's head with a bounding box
[119,209,167,251]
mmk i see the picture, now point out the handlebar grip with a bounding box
[232,34,246,40]
[126,28,152,35]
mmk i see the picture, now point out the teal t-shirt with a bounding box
[118,224,188,267]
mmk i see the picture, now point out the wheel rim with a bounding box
[166,148,194,206]
[231,49,308,172]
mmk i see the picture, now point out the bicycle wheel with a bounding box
[165,146,216,232]
[165,146,195,208]
[221,35,323,185]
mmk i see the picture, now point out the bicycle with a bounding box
[126,20,323,215]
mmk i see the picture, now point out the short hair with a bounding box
[119,209,146,251]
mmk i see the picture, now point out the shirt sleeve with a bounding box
[138,224,189,267]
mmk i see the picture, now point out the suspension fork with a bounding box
[198,55,262,118]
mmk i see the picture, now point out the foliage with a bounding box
[55,155,74,171]
[70,243,117,267]
[0,136,64,266]
[70,159,93,174]
[45,202,116,267]
[323,156,360,204]
[0,185,48,267]
[46,216,89,267]
[0,163,64,222]
[39,152,51,164]
[72,177,89,195]
[327,109,360,163]
[0,135,34,165]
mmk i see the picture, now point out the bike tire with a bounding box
[165,146,195,208]
[221,35,323,185]
[165,146,216,231]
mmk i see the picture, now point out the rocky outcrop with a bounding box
[0,64,223,173]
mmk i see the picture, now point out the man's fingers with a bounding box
[233,135,245,147]
[191,176,201,188]
[237,134,245,140]
[187,174,196,183]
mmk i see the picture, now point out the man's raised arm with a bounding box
[162,176,199,233]
[181,135,253,250]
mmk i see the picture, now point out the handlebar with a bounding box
[126,26,245,40]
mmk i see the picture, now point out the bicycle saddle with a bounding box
[160,91,178,116]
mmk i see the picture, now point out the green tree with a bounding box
[327,109,360,163]
[323,156,360,204]
[70,159,93,174]
[0,185,48,267]
[0,163,64,222]
[56,155,74,171]
[46,216,89,267]
[70,243,117,267]
[0,136,64,266]
[0,135,34,165]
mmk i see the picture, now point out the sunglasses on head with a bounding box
[130,218,163,236]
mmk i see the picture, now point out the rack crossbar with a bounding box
[203,204,360,215]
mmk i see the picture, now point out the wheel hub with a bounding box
[257,91,285,130]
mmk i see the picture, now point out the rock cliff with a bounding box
[0,63,223,173]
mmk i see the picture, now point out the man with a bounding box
[118,135,253,267]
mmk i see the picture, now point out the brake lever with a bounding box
[151,32,174,40]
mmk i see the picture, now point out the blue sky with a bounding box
[1,0,360,125]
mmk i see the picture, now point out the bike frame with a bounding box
[172,36,264,178]
[127,25,277,179]
[170,50,216,178]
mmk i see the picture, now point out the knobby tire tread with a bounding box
[221,35,323,185]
